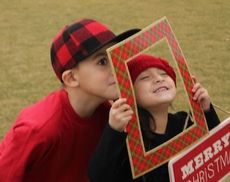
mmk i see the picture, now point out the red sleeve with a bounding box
[0,122,45,181]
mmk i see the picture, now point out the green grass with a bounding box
[0,0,229,180]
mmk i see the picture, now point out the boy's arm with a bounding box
[88,124,127,182]
[0,124,31,181]
[0,123,45,181]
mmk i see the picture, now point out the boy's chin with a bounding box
[109,93,119,100]
[100,91,119,101]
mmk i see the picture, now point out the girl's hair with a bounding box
[138,104,174,140]
[138,107,156,140]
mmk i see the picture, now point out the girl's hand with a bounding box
[192,76,211,111]
[109,98,133,132]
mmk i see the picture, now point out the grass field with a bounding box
[0,0,229,180]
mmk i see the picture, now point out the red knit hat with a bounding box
[50,19,140,81]
[127,54,176,84]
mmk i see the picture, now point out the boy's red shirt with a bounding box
[0,89,110,182]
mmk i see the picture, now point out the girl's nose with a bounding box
[154,74,164,83]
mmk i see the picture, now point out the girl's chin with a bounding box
[152,96,175,105]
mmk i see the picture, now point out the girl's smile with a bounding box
[133,67,176,109]
[153,86,169,93]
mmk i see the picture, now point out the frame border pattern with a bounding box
[107,17,209,178]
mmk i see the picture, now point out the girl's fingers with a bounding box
[109,109,133,132]
[112,98,127,109]
[191,75,197,84]
[193,87,205,101]
[192,83,201,93]
[115,107,133,120]
[197,92,207,103]
[122,116,132,125]
[116,104,132,113]
[190,77,211,111]
[119,109,134,118]
[194,90,204,102]
[111,100,133,119]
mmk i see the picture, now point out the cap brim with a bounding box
[109,28,141,44]
[78,28,140,63]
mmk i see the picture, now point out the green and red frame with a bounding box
[107,17,209,179]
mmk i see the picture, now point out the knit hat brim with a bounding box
[127,54,176,85]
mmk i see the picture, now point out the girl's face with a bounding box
[133,67,176,110]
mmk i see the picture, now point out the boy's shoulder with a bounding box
[14,90,111,135]
[14,89,66,133]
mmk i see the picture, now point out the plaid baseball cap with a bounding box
[127,54,176,85]
[50,19,140,81]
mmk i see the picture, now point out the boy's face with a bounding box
[71,43,118,101]
[133,67,176,110]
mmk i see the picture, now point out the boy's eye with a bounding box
[97,57,108,65]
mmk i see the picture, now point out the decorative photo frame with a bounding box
[107,17,209,179]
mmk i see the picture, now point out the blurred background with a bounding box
[0,0,229,179]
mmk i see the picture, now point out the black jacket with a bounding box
[89,105,220,182]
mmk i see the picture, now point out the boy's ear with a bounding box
[62,70,79,87]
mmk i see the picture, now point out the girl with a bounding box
[89,54,220,182]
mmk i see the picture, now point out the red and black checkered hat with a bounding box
[51,19,140,81]
[128,54,176,85]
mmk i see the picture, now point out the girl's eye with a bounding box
[98,57,108,65]
[140,75,150,80]
[160,71,168,76]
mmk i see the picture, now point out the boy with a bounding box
[0,19,139,182]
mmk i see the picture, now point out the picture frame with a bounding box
[107,17,209,179]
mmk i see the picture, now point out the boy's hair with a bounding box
[50,19,140,81]
[127,54,176,85]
